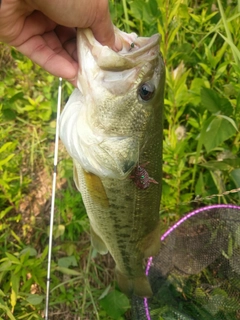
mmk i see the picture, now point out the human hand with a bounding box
[0,0,121,86]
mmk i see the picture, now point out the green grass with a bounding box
[0,0,240,319]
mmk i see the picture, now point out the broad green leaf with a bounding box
[195,173,206,196]
[200,87,221,113]
[56,266,82,276]
[10,230,24,246]
[2,109,16,120]
[0,206,13,219]
[189,78,207,106]
[130,1,146,21]
[203,116,236,152]
[190,13,201,23]
[61,243,76,256]
[10,289,17,310]
[39,245,50,263]
[219,114,238,131]
[219,98,233,117]
[200,87,233,116]
[230,168,240,189]
[0,223,10,231]
[99,290,130,319]
[0,260,12,272]
[5,252,20,264]
[199,63,212,75]
[0,154,15,169]
[27,97,36,105]
[57,256,78,268]
[7,91,24,104]
[20,247,37,257]
[178,3,189,20]
[0,289,5,297]
[0,141,13,153]
[215,61,228,81]
[26,294,44,305]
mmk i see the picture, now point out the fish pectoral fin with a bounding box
[83,170,109,208]
[90,226,108,255]
[116,270,153,298]
[133,276,153,298]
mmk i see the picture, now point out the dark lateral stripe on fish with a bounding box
[114,233,131,239]
[115,233,131,239]
[113,223,132,230]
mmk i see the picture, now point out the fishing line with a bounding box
[45,77,62,319]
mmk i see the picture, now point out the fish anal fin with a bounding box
[83,170,109,208]
[140,223,161,258]
[116,270,152,298]
[133,276,153,298]
[90,226,108,255]
[116,270,133,297]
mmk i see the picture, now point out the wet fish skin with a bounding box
[60,27,165,297]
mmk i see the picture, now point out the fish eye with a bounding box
[138,82,155,101]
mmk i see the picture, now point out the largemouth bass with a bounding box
[60,27,165,297]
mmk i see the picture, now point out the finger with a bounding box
[8,11,56,47]
[55,25,77,61]
[42,29,77,63]
[26,0,122,51]
[16,34,78,82]
[90,1,122,51]
[8,10,78,83]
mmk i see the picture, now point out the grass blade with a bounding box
[217,0,239,63]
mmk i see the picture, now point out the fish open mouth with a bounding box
[115,28,160,60]
[110,31,161,73]
[81,28,161,70]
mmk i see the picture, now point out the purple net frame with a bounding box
[143,204,240,320]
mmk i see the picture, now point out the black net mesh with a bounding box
[131,204,240,320]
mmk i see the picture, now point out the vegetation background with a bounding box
[0,0,240,319]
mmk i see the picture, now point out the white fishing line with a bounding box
[45,77,62,319]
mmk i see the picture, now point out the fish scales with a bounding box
[60,27,165,297]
